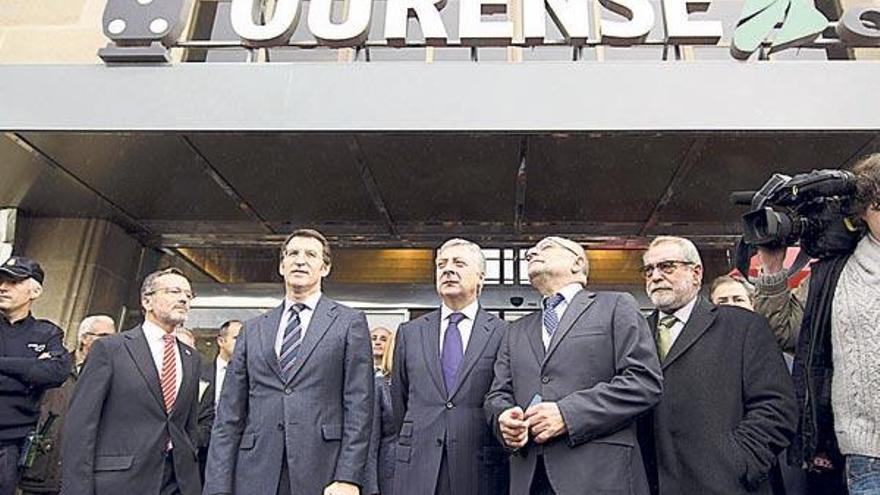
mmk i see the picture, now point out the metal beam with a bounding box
[180,135,275,234]
[514,137,528,233]
[348,135,400,239]
[159,247,224,283]
[838,132,880,168]
[3,132,152,239]
[638,136,709,236]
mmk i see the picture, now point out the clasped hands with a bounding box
[324,481,359,495]
[498,402,566,448]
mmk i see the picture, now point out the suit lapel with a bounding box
[448,308,494,399]
[543,290,596,366]
[419,311,446,398]
[525,313,545,364]
[173,342,197,419]
[662,298,716,370]
[285,296,338,383]
[260,305,285,383]
[123,326,164,411]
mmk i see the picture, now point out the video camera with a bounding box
[730,169,864,276]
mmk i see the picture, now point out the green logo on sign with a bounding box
[731,0,829,59]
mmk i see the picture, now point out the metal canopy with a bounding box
[2,130,877,250]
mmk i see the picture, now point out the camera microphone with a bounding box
[730,191,756,206]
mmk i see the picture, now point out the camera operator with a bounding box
[754,153,880,495]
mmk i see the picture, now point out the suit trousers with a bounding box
[160,451,181,495]
[530,456,556,495]
[0,442,21,495]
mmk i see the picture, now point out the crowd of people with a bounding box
[0,153,878,495]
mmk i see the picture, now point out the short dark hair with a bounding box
[279,229,332,266]
[140,267,187,299]
[851,153,880,216]
[218,319,242,338]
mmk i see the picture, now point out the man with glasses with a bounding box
[63,268,203,495]
[637,236,796,495]
[485,236,662,495]
[205,229,373,495]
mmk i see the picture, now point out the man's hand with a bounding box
[324,481,359,495]
[757,246,787,275]
[807,453,834,472]
[498,406,528,449]
[524,402,567,444]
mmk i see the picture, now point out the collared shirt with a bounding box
[214,356,228,405]
[142,320,183,396]
[657,296,698,350]
[275,291,322,358]
[440,299,479,354]
[541,283,583,349]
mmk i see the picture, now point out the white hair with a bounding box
[77,315,116,342]
[536,236,590,283]
[644,236,703,266]
[436,238,486,276]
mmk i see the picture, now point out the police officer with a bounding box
[0,256,71,495]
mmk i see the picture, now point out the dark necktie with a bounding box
[542,293,566,342]
[441,312,465,394]
[279,303,307,382]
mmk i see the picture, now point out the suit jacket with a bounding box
[196,361,216,481]
[203,296,374,495]
[365,374,396,495]
[390,307,509,495]
[485,290,663,495]
[61,325,202,495]
[638,299,797,495]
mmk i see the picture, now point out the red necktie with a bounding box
[160,333,177,413]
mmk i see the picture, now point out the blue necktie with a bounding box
[279,303,307,382]
[542,293,565,341]
[441,312,465,394]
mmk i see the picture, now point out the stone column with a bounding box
[16,217,144,349]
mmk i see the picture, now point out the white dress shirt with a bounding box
[657,296,698,349]
[142,320,183,396]
[541,283,584,349]
[439,299,479,354]
[275,291,322,358]
[214,356,229,405]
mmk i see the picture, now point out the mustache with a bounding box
[439,270,459,281]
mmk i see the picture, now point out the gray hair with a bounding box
[436,238,486,277]
[140,267,187,299]
[536,236,590,284]
[76,314,116,343]
[644,236,703,266]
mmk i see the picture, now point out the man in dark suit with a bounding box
[390,238,508,495]
[637,236,797,495]
[62,267,202,495]
[196,320,242,480]
[485,236,663,495]
[204,229,373,495]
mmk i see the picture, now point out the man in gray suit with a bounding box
[62,268,202,495]
[204,229,373,495]
[485,236,663,495]
[390,239,508,495]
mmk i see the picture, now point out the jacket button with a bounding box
[436,438,443,446]
[277,422,285,431]
[541,376,550,384]
[285,387,293,394]
[445,402,453,409]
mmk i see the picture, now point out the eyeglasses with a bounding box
[524,242,581,262]
[146,287,196,301]
[641,260,695,278]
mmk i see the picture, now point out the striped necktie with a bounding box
[542,292,565,342]
[160,333,177,413]
[279,303,307,381]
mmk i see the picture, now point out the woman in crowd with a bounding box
[367,329,397,495]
